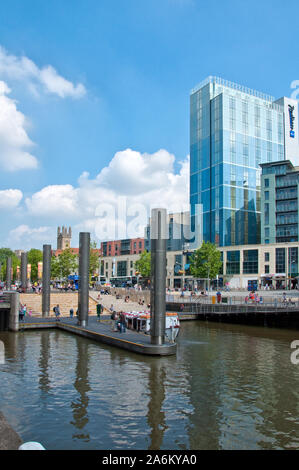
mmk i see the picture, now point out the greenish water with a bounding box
[0,322,299,450]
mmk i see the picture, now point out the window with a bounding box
[243,250,258,274]
[265,191,269,200]
[265,252,270,262]
[265,265,270,274]
[117,261,127,277]
[264,179,269,187]
[226,251,240,274]
[265,203,269,225]
[276,248,285,273]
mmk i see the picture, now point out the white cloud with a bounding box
[0,81,38,171]
[25,184,78,216]
[0,189,23,209]
[0,46,86,99]
[7,225,55,250]
[25,148,190,241]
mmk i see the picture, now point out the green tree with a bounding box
[90,241,100,279]
[190,241,222,288]
[135,250,151,278]
[51,255,61,280]
[0,248,20,281]
[27,248,43,282]
[51,249,77,281]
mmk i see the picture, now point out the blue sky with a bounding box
[0,0,298,249]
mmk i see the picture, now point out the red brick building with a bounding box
[101,238,144,257]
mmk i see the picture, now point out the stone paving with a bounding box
[0,412,22,450]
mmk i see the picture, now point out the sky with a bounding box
[0,0,298,250]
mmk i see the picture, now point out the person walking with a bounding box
[69,308,74,318]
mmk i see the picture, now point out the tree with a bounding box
[135,250,151,278]
[0,248,20,281]
[27,248,43,282]
[90,241,100,279]
[190,241,222,289]
[51,249,77,281]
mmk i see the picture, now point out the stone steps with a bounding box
[19,293,98,317]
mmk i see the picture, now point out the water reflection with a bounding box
[0,322,299,450]
[38,332,51,395]
[70,339,90,441]
[146,360,167,450]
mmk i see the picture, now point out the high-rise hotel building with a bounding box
[190,76,299,247]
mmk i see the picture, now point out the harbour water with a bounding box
[0,321,299,450]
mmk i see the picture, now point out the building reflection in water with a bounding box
[70,338,90,441]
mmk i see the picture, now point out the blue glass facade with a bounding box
[190,76,285,246]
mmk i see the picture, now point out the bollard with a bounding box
[6,257,12,290]
[78,232,90,327]
[21,252,27,291]
[42,245,51,317]
[150,208,167,346]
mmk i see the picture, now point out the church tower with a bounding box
[57,226,72,250]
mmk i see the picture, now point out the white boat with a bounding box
[124,311,180,342]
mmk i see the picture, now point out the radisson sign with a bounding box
[288,104,295,138]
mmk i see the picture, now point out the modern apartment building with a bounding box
[261,160,299,245]
[145,211,197,252]
[190,76,299,247]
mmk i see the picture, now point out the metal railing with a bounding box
[166,294,299,310]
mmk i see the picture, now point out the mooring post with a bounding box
[6,257,12,291]
[150,208,167,345]
[21,252,27,291]
[78,232,90,328]
[9,291,19,332]
[42,245,51,317]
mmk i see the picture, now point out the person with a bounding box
[119,312,126,333]
[216,291,221,304]
[282,292,287,305]
[54,304,61,321]
[96,303,102,322]
[110,311,116,331]
[114,312,119,332]
[22,304,27,319]
[70,308,74,318]
[19,304,24,321]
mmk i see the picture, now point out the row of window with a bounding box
[224,248,298,275]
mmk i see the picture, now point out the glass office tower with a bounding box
[190,76,285,246]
